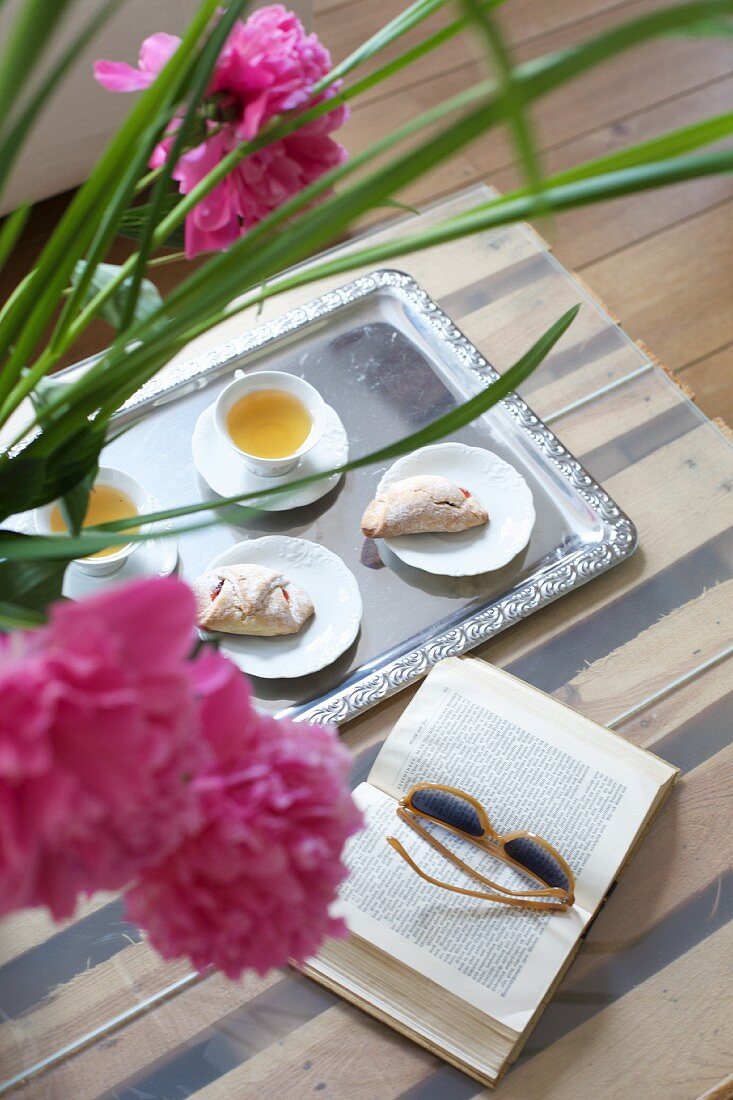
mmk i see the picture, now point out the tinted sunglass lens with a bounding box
[410,788,483,836]
[503,837,570,892]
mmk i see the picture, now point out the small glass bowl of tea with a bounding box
[214,370,328,477]
[34,466,151,576]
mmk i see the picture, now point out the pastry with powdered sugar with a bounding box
[193,564,314,636]
[361,475,488,539]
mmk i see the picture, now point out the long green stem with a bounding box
[461,0,546,206]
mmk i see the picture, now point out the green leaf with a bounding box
[0,531,66,613]
[513,110,733,192]
[0,601,46,629]
[242,149,733,306]
[666,14,733,35]
[379,199,421,215]
[0,204,30,273]
[0,0,73,128]
[460,0,545,206]
[0,305,579,561]
[118,195,185,250]
[55,0,504,363]
[0,421,106,522]
[120,1,733,368]
[58,466,96,536]
[71,261,163,330]
[29,377,96,534]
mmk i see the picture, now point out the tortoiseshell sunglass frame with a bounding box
[387,782,576,912]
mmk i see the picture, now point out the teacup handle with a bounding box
[234,369,245,380]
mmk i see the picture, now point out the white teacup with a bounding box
[214,369,327,478]
[34,466,152,577]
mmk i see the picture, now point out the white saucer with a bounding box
[63,530,179,599]
[377,442,535,576]
[204,536,362,679]
[192,402,348,512]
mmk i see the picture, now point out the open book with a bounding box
[304,657,678,1087]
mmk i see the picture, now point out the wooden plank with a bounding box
[564,746,733,987]
[320,0,733,113]
[492,921,733,1098]
[443,266,648,418]
[25,656,731,1099]
[553,580,733,723]
[678,341,733,429]
[489,76,733,270]
[315,0,629,38]
[12,660,724,1097]
[0,892,115,968]
[614,656,732,756]
[481,422,733,670]
[537,366,680,456]
[191,1003,436,1100]
[583,198,733,372]
[343,38,733,233]
[10,969,283,1100]
[6,370,715,1089]
[158,222,650,424]
[0,944,193,1082]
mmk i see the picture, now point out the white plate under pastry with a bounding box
[376,442,535,576]
[192,402,348,512]
[203,536,362,678]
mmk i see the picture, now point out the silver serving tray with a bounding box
[98,269,636,723]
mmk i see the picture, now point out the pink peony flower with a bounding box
[95,6,348,257]
[1,574,361,976]
[125,649,362,978]
[0,578,206,920]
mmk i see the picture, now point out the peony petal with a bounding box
[171,130,228,193]
[184,212,239,258]
[93,60,154,93]
[47,577,196,672]
[139,32,181,74]
[125,700,362,979]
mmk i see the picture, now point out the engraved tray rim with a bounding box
[93,269,638,725]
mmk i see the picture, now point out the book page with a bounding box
[335,784,586,1032]
[368,657,669,914]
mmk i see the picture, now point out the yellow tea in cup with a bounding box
[50,484,140,558]
[226,388,312,459]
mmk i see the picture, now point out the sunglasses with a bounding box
[387,783,575,912]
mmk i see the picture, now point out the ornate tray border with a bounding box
[109,270,637,725]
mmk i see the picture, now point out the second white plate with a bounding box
[377,442,535,576]
[203,536,362,679]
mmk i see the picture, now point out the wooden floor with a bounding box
[315,0,733,426]
[1,0,731,425]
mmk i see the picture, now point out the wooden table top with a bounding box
[1,188,731,1100]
